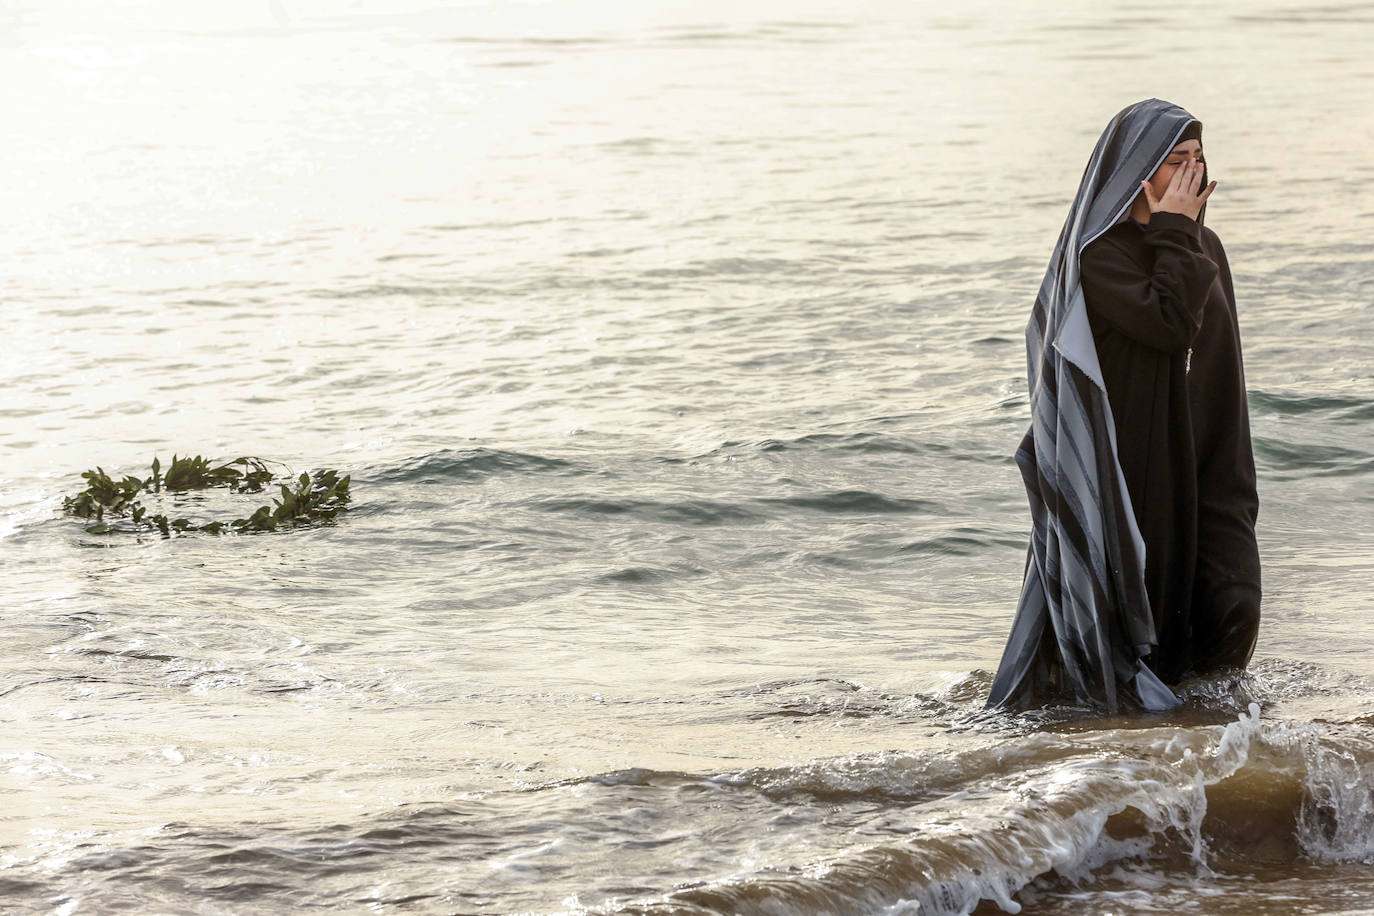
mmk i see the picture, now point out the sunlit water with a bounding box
[4,1,1374,913]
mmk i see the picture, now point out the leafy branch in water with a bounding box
[152,454,276,494]
[62,455,350,537]
[231,469,351,533]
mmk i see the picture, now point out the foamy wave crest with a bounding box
[597,705,1268,915]
[1289,724,1374,863]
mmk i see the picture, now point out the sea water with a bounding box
[4,0,1374,912]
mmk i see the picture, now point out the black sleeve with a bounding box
[1202,226,1237,314]
[1080,211,1220,352]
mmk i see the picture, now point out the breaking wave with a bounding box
[574,703,1374,915]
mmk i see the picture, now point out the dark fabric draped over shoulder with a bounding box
[986,100,1204,713]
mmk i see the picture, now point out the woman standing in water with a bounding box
[986,99,1261,712]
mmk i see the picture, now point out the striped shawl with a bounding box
[987,99,1203,713]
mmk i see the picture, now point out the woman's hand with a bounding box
[1141,158,1216,221]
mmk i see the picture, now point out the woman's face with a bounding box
[1144,139,1204,202]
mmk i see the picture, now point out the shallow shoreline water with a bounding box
[5,1,1374,913]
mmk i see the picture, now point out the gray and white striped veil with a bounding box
[987,99,1202,713]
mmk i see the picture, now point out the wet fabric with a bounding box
[986,99,1226,713]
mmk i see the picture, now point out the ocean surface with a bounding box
[4,1,1374,913]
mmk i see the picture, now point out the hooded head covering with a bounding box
[986,99,1202,713]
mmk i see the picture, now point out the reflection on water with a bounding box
[3,0,1374,912]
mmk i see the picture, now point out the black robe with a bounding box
[1080,210,1261,683]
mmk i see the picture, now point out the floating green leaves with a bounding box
[62,455,351,537]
